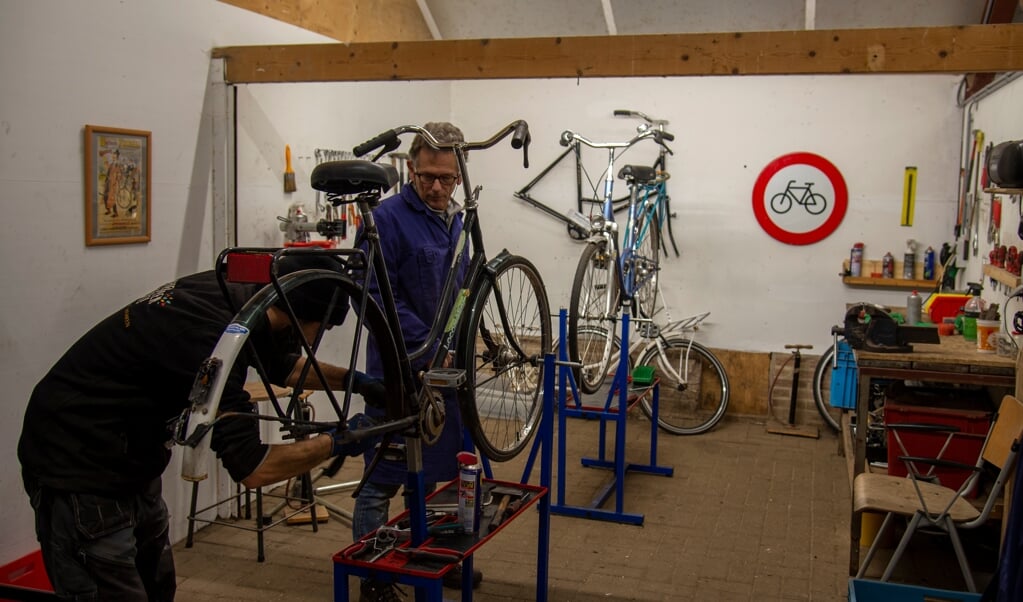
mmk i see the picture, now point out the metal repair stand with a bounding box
[332,355,556,602]
[549,308,673,525]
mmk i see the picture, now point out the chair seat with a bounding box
[853,473,980,522]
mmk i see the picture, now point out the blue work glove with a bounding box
[328,413,376,458]
[350,370,387,409]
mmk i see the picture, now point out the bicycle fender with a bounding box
[483,249,514,275]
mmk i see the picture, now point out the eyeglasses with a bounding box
[414,172,458,187]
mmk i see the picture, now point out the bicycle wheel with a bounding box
[569,239,619,395]
[636,336,729,435]
[457,254,552,462]
[632,200,661,319]
[811,344,843,432]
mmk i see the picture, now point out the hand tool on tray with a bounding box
[486,485,521,533]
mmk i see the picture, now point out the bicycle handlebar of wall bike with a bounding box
[559,126,674,151]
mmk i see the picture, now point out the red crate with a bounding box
[0,550,53,600]
[885,398,992,494]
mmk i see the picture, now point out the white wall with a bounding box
[0,0,333,569]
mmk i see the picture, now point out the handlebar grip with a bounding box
[559,130,574,147]
[659,132,675,142]
[613,109,631,117]
[510,121,530,150]
[353,129,400,158]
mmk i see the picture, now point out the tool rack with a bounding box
[332,354,559,602]
[550,309,674,525]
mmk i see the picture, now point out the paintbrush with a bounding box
[284,144,296,193]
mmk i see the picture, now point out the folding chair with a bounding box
[853,394,1023,592]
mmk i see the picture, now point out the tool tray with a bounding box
[334,478,545,579]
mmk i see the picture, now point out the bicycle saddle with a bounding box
[617,164,657,184]
[311,160,399,197]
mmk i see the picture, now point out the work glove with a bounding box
[328,413,377,458]
[350,370,387,409]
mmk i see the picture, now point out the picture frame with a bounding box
[84,125,151,246]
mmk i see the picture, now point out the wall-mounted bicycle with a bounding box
[514,109,680,258]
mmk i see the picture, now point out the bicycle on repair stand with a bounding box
[176,121,551,546]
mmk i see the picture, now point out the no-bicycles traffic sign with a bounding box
[752,152,848,245]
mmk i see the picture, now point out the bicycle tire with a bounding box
[636,337,729,435]
[632,197,661,319]
[811,344,843,432]
[456,254,552,462]
[568,239,620,395]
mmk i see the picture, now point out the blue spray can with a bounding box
[923,246,936,280]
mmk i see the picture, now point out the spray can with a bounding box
[849,242,864,277]
[907,290,922,325]
[923,246,936,280]
[903,242,916,280]
[456,451,482,534]
[882,252,895,278]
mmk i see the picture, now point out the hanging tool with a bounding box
[284,145,297,193]
[901,166,917,227]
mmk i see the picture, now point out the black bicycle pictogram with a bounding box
[770,180,828,215]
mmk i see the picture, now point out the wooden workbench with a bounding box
[846,335,1018,576]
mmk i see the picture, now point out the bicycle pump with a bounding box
[766,344,820,439]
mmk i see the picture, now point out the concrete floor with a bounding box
[173,412,998,601]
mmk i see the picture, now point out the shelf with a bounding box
[984,187,1023,195]
[841,275,940,289]
[982,264,1021,289]
[841,258,941,290]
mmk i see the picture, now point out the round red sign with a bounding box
[752,152,848,245]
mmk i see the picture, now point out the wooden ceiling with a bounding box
[215,0,1023,86]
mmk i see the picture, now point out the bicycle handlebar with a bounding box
[560,127,673,150]
[613,109,670,128]
[354,120,531,168]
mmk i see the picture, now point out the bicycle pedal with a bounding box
[423,368,466,387]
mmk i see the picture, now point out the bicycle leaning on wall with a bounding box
[176,121,553,504]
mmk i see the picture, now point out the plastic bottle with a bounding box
[850,242,864,277]
[906,290,922,325]
[882,252,895,278]
[923,246,936,280]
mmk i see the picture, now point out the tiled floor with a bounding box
[173,412,998,601]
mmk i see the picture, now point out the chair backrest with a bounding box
[983,394,1023,469]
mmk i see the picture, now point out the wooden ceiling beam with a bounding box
[212,23,1023,84]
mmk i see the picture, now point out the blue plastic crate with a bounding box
[829,340,858,410]
[848,579,981,602]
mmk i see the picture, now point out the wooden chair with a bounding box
[853,394,1023,592]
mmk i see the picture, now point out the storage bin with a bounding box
[848,578,981,601]
[0,549,53,601]
[884,387,994,494]
[828,340,857,410]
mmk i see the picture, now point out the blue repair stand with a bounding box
[549,308,673,525]
[333,353,556,602]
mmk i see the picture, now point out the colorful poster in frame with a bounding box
[84,125,151,246]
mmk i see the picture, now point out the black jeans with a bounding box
[25,475,176,601]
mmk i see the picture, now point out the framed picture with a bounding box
[84,125,151,246]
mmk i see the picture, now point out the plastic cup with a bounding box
[976,319,1000,353]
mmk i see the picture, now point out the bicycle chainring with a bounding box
[418,388,446,445]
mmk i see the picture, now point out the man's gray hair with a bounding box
[409,122,465,164]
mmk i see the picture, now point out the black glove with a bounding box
[350,370,387,409]
[328,413,376,458]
